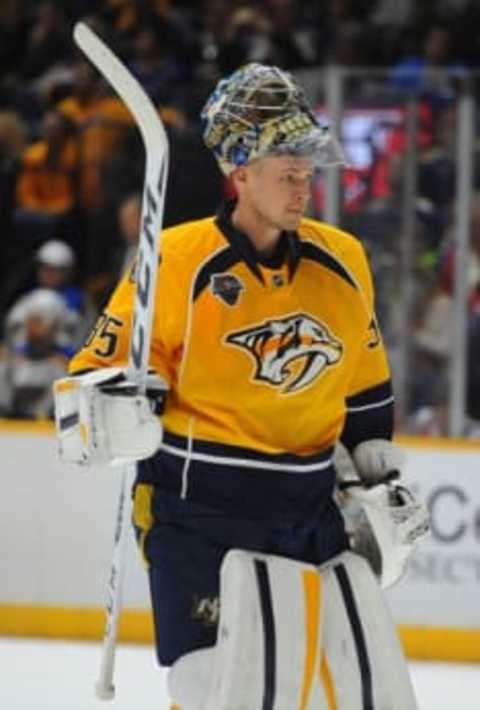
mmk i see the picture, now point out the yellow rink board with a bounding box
[3,417,480,447]
[0,605,479,663]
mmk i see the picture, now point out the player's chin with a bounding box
[283,211,304,229]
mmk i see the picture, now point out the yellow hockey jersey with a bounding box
[70,203,392,465]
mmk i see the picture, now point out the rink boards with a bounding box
[0,420,479,662]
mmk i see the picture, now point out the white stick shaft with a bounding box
[95,466,134,700]
[73,22,169,701]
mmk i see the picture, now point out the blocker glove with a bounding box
[334,439,430,588]
[53,367,168,467]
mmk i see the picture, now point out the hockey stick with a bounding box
[73,22,169,700]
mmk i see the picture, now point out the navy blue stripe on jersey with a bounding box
[141,433,337,520]
[162,431,333,470]
[301,242,358,289]
[334,563,374,710]
[193,246,242,301]
[346,380,393,411]
[342,379,394,450]
[254,559,276,710]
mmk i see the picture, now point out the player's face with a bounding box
[244,155,314,231]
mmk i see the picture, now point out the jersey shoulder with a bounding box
[298,217,374,305]
[160,216,226,265]
[298,217,365,263]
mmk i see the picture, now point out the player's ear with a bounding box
[230,165,248,191]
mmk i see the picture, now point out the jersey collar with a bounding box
[215,200,301,284]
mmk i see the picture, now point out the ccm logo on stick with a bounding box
[131,176,165,370]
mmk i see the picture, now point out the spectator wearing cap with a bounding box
[1,240,93,349]
[35,240,95,347]
[36,240,82,313]
[0,289,71,419]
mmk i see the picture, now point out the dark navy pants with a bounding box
[133,437,349,667]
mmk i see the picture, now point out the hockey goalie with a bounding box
[54,60,429,709]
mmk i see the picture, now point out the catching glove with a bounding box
[335,440,429,588]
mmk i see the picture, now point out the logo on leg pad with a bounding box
[191,594,220,627]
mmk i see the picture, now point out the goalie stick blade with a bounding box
[73,23,168,151]
[73,21,169,386]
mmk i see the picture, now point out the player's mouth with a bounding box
[286,209,304,217]
[287,205,304,213]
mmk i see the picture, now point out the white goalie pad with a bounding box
[53,369,163,466]
[318,551,418,710]
[168,549,417,710]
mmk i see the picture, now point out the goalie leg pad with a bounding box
[168,647,214,710]
[168,549,330,710]
[169,549,417,710]
[320,551,418,709]
[208,549,330,710]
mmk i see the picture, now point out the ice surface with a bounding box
[0,637,478,710]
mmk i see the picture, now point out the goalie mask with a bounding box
[201,63,345,175]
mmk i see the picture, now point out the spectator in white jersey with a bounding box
[0,289,70,418]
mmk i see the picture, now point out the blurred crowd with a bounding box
[0,0,479,432]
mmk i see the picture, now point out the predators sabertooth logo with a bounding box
[226,314,343,393]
